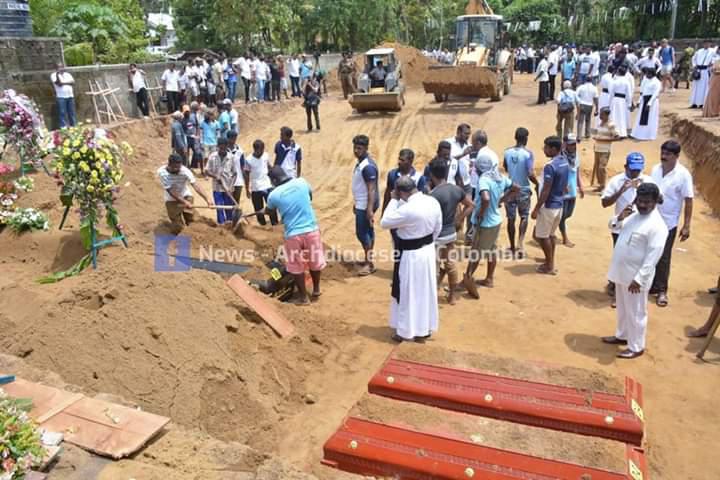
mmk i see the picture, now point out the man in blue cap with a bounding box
[601,152,654,298]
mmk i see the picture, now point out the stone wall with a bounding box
[0,36,63,75]
[0,1,32,37]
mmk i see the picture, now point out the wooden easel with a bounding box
[86,80,128,126]
[127,77,162,117]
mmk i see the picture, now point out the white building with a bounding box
[147,11,177,53]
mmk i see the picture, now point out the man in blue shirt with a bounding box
[463,155,519,298]
[559,135,584,248]
[266,166,325,305]
[382,149,427,214]
[351,135,379,276]
[503,127,539,257]
[658,38,675,93]
[531,136,569,275]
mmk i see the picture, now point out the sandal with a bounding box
[656,293,669,307]
[357,264,376,277]
[536,265,558,275]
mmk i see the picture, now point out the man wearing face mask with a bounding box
[380,176,443,343]
[603,182,668,359]
[601,152,654,298]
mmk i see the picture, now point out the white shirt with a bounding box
[244,153,273,191]
[602,173,655,233]
[380,193,442,242]
[692,48,715,68]
[161,69,180,92]
[254,60,267,80]
[578,53,593,75]
[576,82,598,106]
[445,136,471,187]
[472,146,500,189]
[590,52,601,77]
[608,209,668,289]
[599,72,613,93]
[278,142,301,179]
[51,72,75,98]
[230,145,245,187]
[288,58,301,77]
[352,157,377,210]
[158,165,195,201]
[535,59,549,82]
[650,163,694,229]
[548,51,560,75]
[636,56,661,73]
[557,88,578,105]
[229,109,239,132]
[130,71,146,93]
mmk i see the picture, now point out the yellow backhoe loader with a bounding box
[423,0,513,102]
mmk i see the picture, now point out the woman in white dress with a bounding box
[608,65,634,138]
[632,69,662,141]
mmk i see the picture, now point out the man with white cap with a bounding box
[463,151,519,298]
[380,176,443,342]
[601,152,655,299]
[603,182,667,359]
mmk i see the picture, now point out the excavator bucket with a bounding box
[423,65,500,99]
[349,89,403,113]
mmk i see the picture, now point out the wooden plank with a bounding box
[226,274,295,338]
[3,378,170,459]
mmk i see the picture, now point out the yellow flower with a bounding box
[114,175,122,183]
[80,146,88,154]
[63,148,71,156]
[63,140,70,147]
[72,152,81,160]
[90,177,99,185]
[79,161,90,172]
[94,161,102,169]
[86,185,95,193]
[73,139,81,147]
[91,170,98,178]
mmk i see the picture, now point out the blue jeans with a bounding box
[559,197,576,235]
[355,209,375,247]
[212,191,235,224]
[57,97,77,128]
[256,79,266,100]
[226,80,237,101]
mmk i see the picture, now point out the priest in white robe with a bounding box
[689,40,716,108]
[603,183,668,359]
[380,175,443,342]
[632,69,662,141]
[608,65,634,138]
[596,66,615,127]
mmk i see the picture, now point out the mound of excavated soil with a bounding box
[0,110,356,457]
[377,42,436,87]
[669,115,720,215]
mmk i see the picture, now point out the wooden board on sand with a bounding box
[226,274,295,338]
[2,378,169,459]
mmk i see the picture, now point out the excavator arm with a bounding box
[465,0,494,15]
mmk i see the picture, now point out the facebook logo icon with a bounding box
[155,235,191,272]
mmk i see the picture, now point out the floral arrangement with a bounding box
[5,208,49,233]
[12,177,33,193]
[0,181,18,226]
[51,126,129,248]
[0,388,45,479]
[0,90,47,170]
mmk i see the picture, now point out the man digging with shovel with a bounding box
[157,153,213,234]
[206,137,241,227]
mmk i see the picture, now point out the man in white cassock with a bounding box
[632,69,662,141]
[689,39,716,109]
[608,65,634,138]
[380,175,443,343]
[602,182,667,359]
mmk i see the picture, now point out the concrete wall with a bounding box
[0,51,343,131]
[1,61,173,130]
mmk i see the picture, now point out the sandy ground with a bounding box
[1,62,720,479]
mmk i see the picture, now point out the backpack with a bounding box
[558,91,575,113]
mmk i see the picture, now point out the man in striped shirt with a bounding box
[157,153,212,234]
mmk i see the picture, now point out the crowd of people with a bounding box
[154,39,712,360]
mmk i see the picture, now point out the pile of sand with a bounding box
[0,114,355,455]
[377,41,436,87]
